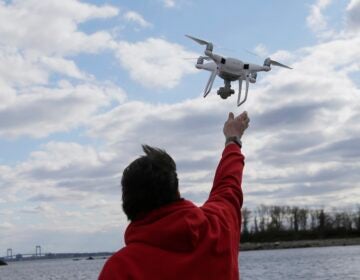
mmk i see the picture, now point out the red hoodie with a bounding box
[99,143,244,280]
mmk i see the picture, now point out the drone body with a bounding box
[186,35,292,106]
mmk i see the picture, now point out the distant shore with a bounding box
[3,252,112,262]
[4,238,360,262]
[240,237,360,251]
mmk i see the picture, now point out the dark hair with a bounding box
[121,145,180,221]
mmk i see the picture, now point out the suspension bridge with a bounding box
[2,245,45,260]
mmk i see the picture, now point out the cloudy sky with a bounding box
[0,0,359,255]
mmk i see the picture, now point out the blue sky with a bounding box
[0,0,359,255]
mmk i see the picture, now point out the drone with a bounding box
[186,35,292,106]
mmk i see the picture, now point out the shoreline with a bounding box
[2,253,111,263]
[240,237,360,251]
[3,238,360,262]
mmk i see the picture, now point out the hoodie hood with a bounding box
[125,199,206,252]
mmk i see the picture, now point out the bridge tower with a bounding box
[35,245,41,257]
[6,248,12,259]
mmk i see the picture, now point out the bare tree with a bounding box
[253,216,259,233]
[310,209,318,230]
[298,208,308,231]
[318,209,326,231]
[256,205,269,233]
[268,206,285,231]
[291,206,299,232]
[242,208,251,235]
[241,204,359,242]
[353,205,360,231]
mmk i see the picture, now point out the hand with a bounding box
[223,111,250,139]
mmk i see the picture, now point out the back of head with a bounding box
[121,145,180,221]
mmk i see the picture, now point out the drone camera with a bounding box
[217,87,235,99]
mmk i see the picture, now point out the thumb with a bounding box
[228,112,234,120]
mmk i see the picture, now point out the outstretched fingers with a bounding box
[228,112,235,120]
[237,111,250,129]
[236,111,248,120]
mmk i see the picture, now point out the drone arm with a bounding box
[204,50,222,64]
[197,62,217,72]
[248,63,270,72]
[204,69,217,97]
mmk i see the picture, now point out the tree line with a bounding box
[241,205,360,242]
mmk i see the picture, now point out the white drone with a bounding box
[186,35,292,106]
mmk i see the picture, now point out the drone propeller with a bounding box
[264,57,292,69]
[270,60,292,69]
[183,56,211,60]
[185,34,214,53]
[244,49,261,58]
[185,35,210,46]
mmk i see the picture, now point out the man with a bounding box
[99,111,249,280]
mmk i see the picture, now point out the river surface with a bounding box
[1,245,359,280]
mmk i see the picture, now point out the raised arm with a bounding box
[202,112,249,228]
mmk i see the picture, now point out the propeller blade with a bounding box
[244,49,261,58]
[183,56,210,60]
[270,60,292,69]
[185,35,210,46]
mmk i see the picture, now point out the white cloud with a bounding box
[242,31,360,205]
[306,0,332,34]
[0,78,16,109]
[162,0,176,8]
[0,222,13,230]
[3,142,123,216]
[346,0,360,31]
[253,43,269,57]
[0,139,127,251]
[0,0,127,139]
[115,38,198,89]
[0,47,87,88]
[18,141,118,180]
[124,11,152,28]
[0,82,126,138]
[0,48,49,87]
[0,0,118,55]
[40,56,86,79]
[269,50,295,63]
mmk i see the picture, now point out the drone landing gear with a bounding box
[217,80,234,99]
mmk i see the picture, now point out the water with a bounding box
[1,246,359,280]
[0,258,105,280]
[240,245,360,280]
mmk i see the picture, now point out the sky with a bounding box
[0,0,359,255]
